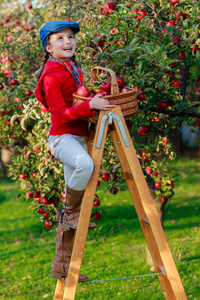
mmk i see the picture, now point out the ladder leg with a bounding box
[53,279,65,300]
[63,111,109,300]
[109,106,187,300]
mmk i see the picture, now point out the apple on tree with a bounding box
[93,198,100,207]
[93,212,101,220]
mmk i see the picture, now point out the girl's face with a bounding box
[46,28,76,61]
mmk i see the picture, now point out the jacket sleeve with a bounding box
[42,73,96,122]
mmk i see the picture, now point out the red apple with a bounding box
[44,219,53,228]
[14,19,19,25]
[162,138,170,146]
[32,172,37,179]
[190,45,198,52]
[37,208,44,214]
[117,76,125,88]
[25,90,32,96]
[155,181,161,188]
[19,173,26,180]
[105,1,116,15]
[170,0,179,5]
[137,93,146,101]
[10,78,18,85]
[4,69,11,76]
[93,199,100,207]
[33,147,40,152]
[75,86,90,97]
[101,172,109,182]
[43,212,50,218]
[27,4,33,9]
[166,20,176,27]
[178,51,185,60]
[153,171,158,177]
[28,191,33,198]
[109,186,118,195]
[42,197,49,205]
[157,101,168,110]
[93,212,101,220]
[0,84,4,90]
[145,166,152,175]
[161,195,167,202]
[40,104,48,112]
[173,80,181,88]
[100,80,111,92]
[121,87,131,93]
[137,10,147,20]
[138,125,151,136]
[97,180,101,187]
[173,36,181,42]
[61,192,66,200]
[96,90,109,96]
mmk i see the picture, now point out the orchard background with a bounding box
[0,0,200,232]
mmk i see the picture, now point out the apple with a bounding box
[153,171,158,177]
[161,195,167,202]
[162,138,170,146]
[145,166,152,175]
[40,104,48,112]
[14,19,19,25]
[173,36,181,42]
[169,181,174,187]
[4,69,11,76]
[97,180,101,187]
[43,212,50,218]
[0,84,4,90]
[166,20,176,27]
[1,111,5,117]
[23,151,30,159]
[117,76,125,88]
[178,51,185,60]
[137,93,146,101]
[42,197,49,205]
[10,79,18,86]
[173,80,181,88]
[151,116,161,122]
[33,147,40,152]
[75,86,90,97]
[61,192,66,200]
[27,4,32,9]
[101,172,109,182]
[37,208,44,214]
[137,10,147,20]
[96,90,109,96]
[34,191,41,199]
[28,191,33,198]
[138,125,151,136]
[105,1,116,15]
[109,186,118,195]
[170,62,177,68]
[121,87,131,93]
[19,173,26,180]
[44,219,53,228]
[157,101,168,110]
[190,45,198,52]
[25,90,32,96]
[170,0,179,5]
[32,172,37,179]
[93,198,100,207]
[196,120,200,126]
[155,181,161,188]
[93,212,101,220]
[100,80,111,92]
[29,24,34,30]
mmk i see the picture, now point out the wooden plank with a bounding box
[63,111,110,300]
[110,106,187,300]
[53,279,65,300]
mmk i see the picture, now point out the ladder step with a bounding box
[142,217,150,227]
[125,170,133,179]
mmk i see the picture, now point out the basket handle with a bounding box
[90,66,119,96]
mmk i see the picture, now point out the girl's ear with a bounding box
[46,44,52,54]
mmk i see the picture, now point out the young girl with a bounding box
[34,21,116,282]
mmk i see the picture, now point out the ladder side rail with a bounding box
[63,111,110,300]
[110,106,187,300]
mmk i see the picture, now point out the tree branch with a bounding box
[141,106,200,118]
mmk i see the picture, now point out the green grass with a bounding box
[0,157,199,299]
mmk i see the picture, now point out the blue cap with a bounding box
[39,20,80,51]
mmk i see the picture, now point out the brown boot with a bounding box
[62,185,96,231]
[51,224,89,282]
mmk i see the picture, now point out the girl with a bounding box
[34,21,116,282]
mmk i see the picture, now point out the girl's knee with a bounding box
[77,155,94,175]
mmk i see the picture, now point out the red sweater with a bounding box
[34,61,95,136]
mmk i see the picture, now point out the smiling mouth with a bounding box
[64,47,72,51]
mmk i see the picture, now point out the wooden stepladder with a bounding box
[53,106,188,300]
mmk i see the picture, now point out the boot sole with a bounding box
[62,223,97,231]
[51,271,89,282]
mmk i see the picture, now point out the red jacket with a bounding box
[34,61,95,136]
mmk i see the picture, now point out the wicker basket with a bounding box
[73,66,138,123]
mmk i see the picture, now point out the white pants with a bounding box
[48,134,94,190]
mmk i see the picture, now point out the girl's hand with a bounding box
[89,94,116,111]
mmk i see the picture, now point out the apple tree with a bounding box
[0,0,200,230]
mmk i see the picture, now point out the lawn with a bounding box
[0,157,199,299]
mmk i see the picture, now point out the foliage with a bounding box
[0,0,200,229]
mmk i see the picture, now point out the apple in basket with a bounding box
[75,86,90,97]
[96,90,109,96]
